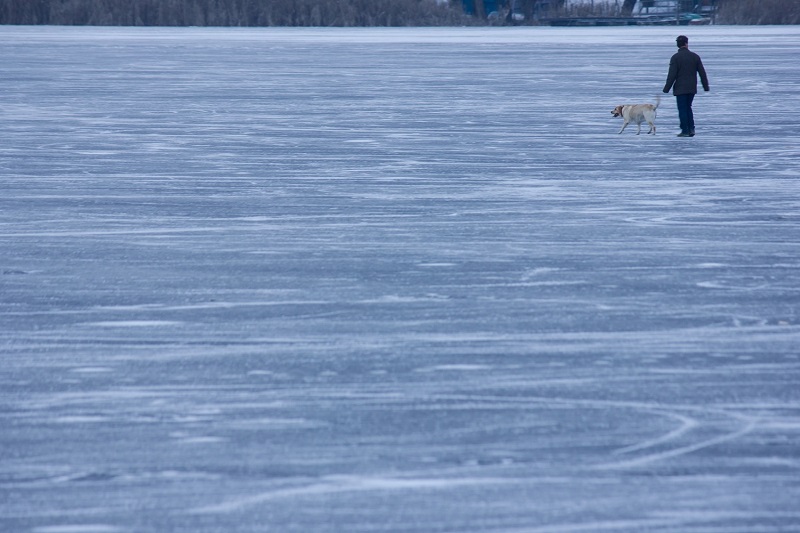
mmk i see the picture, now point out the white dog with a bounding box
[611,96,660,135]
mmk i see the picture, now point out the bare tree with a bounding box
[621,0,637,16]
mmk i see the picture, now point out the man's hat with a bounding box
[676,35,688,46]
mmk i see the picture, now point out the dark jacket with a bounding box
[663,48,709,95]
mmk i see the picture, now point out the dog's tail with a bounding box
[654,94,661,109]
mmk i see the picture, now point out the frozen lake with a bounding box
[2,24,800,532]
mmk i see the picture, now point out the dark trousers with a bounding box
[676,93,695,134]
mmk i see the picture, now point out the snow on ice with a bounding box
[1,24,800,532]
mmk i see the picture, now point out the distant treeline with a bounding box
[1,0,798,26]
[556,0,800,24]
[716,0,800,24]
[0,0,473,26]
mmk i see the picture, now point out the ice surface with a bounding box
[1,24,800,532]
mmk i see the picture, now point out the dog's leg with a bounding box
[636,122,641,135]
[618,121,629,134]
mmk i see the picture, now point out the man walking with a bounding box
[663,35,709,137]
